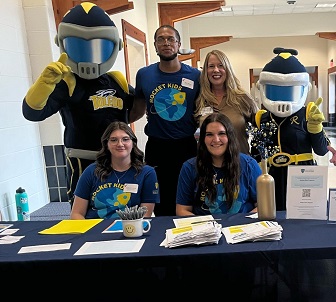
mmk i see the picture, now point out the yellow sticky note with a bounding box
[39,219,103,235]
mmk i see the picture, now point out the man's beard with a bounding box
[158,52,178,61]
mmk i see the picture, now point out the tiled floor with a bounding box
[315,127,336,190]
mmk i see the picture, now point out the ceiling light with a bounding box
[221,6,232,12]
[315,3,336,8]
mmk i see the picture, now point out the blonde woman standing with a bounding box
[195,50,259,154]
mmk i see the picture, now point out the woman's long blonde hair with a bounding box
[194,49,257,122]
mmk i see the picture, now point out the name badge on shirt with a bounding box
[124,184,138,193]
[200,106,213,115]
[181,78,194,89]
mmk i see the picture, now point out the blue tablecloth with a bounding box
[1,211,336,301]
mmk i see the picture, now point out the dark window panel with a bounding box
[60,188,69,203]
[57,166,67,187]
[46,167,58,187]
[49,188,59,202]
[43,146,55,166]
[55,145,66,166]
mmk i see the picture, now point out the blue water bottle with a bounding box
[15,187,30,221]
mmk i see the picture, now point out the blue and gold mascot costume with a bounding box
[22,2,135,206]
[252,47,334,211]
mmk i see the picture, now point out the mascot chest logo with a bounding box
[90,89,123,110]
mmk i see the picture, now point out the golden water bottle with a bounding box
[257,159,276,220]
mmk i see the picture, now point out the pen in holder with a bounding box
[116,205,151,238]
[116,205,148,220]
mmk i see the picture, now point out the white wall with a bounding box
[0,0,50,220]
[1,0,335,219]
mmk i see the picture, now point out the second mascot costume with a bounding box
[252,47,333,211]
[22,2,136,206]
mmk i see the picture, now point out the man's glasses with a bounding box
[155,36,179,45]
[108,137,132,145]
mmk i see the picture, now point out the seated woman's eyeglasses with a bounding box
[156,36,178,45]
[108,137,132,145]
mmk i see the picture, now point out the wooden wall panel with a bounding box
[51,0,133,29]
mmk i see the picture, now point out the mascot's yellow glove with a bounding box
[25,53,76,110]
[307,97,325,134]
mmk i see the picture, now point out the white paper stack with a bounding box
[222,221,282,244]
[164,221,222,248]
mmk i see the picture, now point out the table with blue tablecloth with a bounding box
[1,211,336,301]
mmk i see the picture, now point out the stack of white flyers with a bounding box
[164,221,222,248]
[222,221,283,244]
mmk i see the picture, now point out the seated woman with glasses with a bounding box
[70,121,159,219]
[176,113,261,216]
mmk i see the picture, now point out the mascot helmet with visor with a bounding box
[55,2,122,80]
[257,47,311,118]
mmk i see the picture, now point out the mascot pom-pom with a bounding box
[22,2,139,205]
[249,47,336,211]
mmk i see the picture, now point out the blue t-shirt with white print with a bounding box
[135,62,200,139]
[74,163,159,219]
[176,154,261,215]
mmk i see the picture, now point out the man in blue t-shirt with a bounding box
[134,25,201,216]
